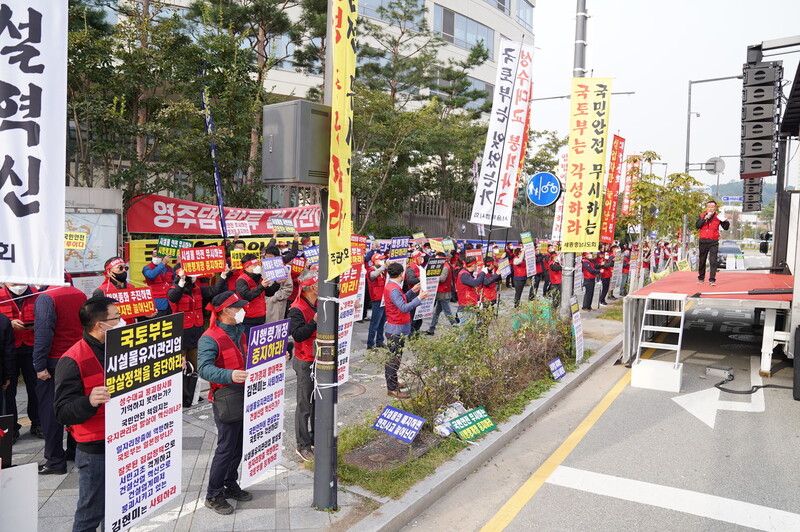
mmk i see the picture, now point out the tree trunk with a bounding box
[246,24,267,186]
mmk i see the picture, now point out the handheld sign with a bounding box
[261,256,288,283]
[230,249,248,269]
[107,287,156,320]
[241,319,289,487]
[64,232,87,250]
[450,407,496,441]
[442,238,455,252]
[549,357,567,380]
[179,246,226,275]
[351,234,367,266]
[570,295,584,363]
[389,237,410,265]
[223,220,252,236]
[429,239,445,254]
[373,405,425,444]
[157,236,192,258]
[303,245,320,266]
[498,258,511,279]
[412,232,425,241]
[269,216,295,234]
[104,314,183,532]
[337,265,363,383]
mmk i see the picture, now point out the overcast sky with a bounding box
[528,0,800,194]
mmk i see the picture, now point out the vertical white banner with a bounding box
[469,39,535,227]
[337,264,362,384]
[242,320,288,488]
[0,0,66,285]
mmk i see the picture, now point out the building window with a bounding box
[517,0,534,31]
[434,5,495,59]
[483,0,510,16]
[270,34,296,71]
[359,0,423,27]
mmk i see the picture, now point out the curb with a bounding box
[348,330,625,532]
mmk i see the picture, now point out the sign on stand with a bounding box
[450,407,497,441]
[337,265,362,384]
[570,296,584,363]
[241,319,289,487]
[104,314,183,532]
[520,232,537,277]
[373,406,425,444]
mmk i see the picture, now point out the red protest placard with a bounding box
[290,257,306,276]
[107,287,156,319]
[338,264,362,298]
[351,235,367,266]
[179,246,226,275]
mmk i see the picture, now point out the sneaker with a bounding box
[697,280,704,284]
[30,424,44,439]
[223,486,253,501]
[709,281,716,286]
[205,494,234,515]
[296,447,314,462]
[425,330,435,336]
[387,390,411,399]
[599,302,607,306]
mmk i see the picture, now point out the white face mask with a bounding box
[251,265,263,275]
[101,317,127,335]
[234,308,245,324]
[152,257,163,265]
[7,284,26,295]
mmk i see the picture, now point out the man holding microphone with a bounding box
[696,200,730,286]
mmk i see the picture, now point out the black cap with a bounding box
[211,290,248,309]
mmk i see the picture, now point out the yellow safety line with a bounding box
[481,301,693,531]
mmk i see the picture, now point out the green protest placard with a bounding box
[520,232,533,245]
[442,238,455,252]
[449,407,496,441]
[156,236,192,257]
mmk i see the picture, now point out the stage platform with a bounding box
[622,270,795,376]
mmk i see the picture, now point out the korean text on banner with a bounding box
[418,257,444,319]
[552,152,568,247]
[104,315,183,532]
[0,1,67,285]
[599,135,626,244]
[107,287,156,321]
[562,78,613,252]
[64,232,87,250]
[337,264,362,384]
[127,194,320,235]
[326,0,358,280]
[242,319,289,488]
[261,256,288,283]
[469,39,535,228]
[178,246,226,276]
[520,231,536,277]
[621,156,640,216]
[389,237,410,267]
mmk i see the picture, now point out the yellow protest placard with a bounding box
[65,232,87,250]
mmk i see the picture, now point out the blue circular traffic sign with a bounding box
[526,172,561,207]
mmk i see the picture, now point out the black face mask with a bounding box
[113,271,128,283]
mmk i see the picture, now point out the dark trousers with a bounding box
[599,277,611,304]
[367,302,386,348]
[530,273,543,299]
[582,278,596,309]
[3,344,39,430]
[36,366,76,470]
[513,278,527,307]
[384,333,405,391]
[698,240,719,282]
[548,283,561,308]
[293,358,315,450]
[207,405,244,499]
[73,449,105,532]
[542,272,551,296]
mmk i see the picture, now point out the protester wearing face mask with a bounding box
[32,278,87,475]
[168,263,229,388]
[196,291,251,515]
[93,257,129,298]
[263,246,293,324]
[53,296,120,531]
[142,250,174,316]
[235,254,282,340]
[225,240,247,291]
[0,282,43,441]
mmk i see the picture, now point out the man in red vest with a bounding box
[0,282,43,440]
[366,254,387,349]
[425,252,458,335]
[383,262,429,399]
[197,291,251,515]
[53,296,119,531]
[142,249,174,316]
[547,253,563,308]
[455,257,486,324]
[695,200,730,286]
[33,281,87,474]
[481,256,502,306]
[581,252,600,311]
[93,257,130,297]
[288,272,318,462]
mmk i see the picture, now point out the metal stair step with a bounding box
[639,341,680,351]
[644,309,683,317]
[642,325,682,333]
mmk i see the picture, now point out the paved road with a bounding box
[403,292,800,531]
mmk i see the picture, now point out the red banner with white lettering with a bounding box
[127,194,321,235]
[599,135,625,244]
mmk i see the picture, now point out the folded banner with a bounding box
[127,194,321,235]
[469,39,535,228]
[599,135,626,244]
[0,1,67,285]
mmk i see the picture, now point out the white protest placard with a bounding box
[242,319,289,488]
[223,220,252,236]
[570,296,584,363]
[337,265,362,384]
[104,315,183,532]
[417,257,444,320]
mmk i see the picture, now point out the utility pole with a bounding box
[560,0,587,317]
[313,0,338,510]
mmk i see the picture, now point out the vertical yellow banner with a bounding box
[326,0,357,279]
[562,78,613,252]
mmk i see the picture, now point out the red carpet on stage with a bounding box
[630,271,793,302]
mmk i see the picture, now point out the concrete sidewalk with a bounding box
[9,285,624,531]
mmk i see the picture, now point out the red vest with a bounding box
[582,259,597,280]
[63,339,105,442]
[290,296,317,362]
[622,256,631,274]
[535,257,543,274]
[47,286,86,358]
[169,283,204,328]
[383,283,410,326]
[549,265,563,285]
[482,275,498,302]
[600,258,613,279]
[238,272,266,318]
[366,266,386,302]
[456,270,478,306]
[512,258,527,278]
[0,286,38,347]
[437,263,452,294]
[698,213,724,240]
[226,269,241,291]
[143,263,173,300]
[96,278,127,295]
[201,324,247,400]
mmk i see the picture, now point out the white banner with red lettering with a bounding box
[0,1,67,285]
[127,195,321,235]
[469,39,535,228]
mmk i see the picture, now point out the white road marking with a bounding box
[546,466,800,531]
[672,355,764,428]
